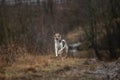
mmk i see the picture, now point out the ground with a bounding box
[0,54,120,80]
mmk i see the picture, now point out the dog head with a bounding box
[54,33,62,41]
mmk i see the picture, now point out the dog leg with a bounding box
[65,46,68,55]
[55,46,58,57]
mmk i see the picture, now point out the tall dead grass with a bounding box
[0,43,86,79]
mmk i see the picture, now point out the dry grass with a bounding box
[1,54,86,79]
[0,52,119,80]
[0,43,94,80]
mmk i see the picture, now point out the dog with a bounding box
[54,33,68,57]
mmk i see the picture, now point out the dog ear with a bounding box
[59,33,62,38]
[59,32,62,36]
[53,32,57,39]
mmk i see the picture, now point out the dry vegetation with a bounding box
[0,0,120,80]
[0,53,86,80]
[0,52,120,80]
